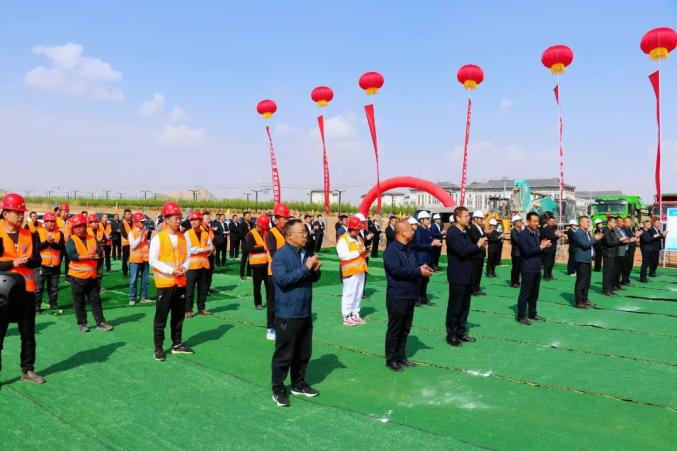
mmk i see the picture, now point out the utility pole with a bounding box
[88,192,95,199]
[117,192,124,200]
[46,190,53,199]
[188,189,199,202]
[24,190,30,198]
[140,190,151,200]
[251,189,263,208]
[243,192,251,202]
[307,192,312,204]
[103,190,110,200]
[73,190,78,199]
[334,190,346,215]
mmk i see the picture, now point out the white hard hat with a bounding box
[568,219,577,225]
[355,213,366,222]
[594,219,603,224]
[407,217,418,225]
[432,213,441,220]
[417,211,431,220]
[473,210,484,219]
[488,218,497,226]
[511,214,522,222]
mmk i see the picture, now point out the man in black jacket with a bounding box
[649,218,666,276]
[540,216,562,281]
[229,214,240,259]
[510,215,523,287]
[238,212,252,279]
[621,217,638,285]
[468,210,487,296]
[313,214,325,253]
[303,215,316,256]
[638,220,653,282]
[516,212,552,325]
[592,219,604,271]
[368,214,382,258]
[565,220,578,276]
[211,214,227,266]
[601,216,622,295]
[385,215,397,247]
[485,219,502,277]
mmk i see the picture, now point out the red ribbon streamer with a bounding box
[554,84,565,220]
[265,125,282,205]
[317,115,331,215]
[649,70,662,220]
[459,97,472,206]
[364,104,382,213]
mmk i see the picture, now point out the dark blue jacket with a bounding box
[517,228,543,273]
[446,225,482,284]
[639,228,654,252]
[413,226,434,265]
[571,228,597,263]
[429,223,443,240]
[650,227,663,252]
[271,243,321,319]
[383,240,421,300]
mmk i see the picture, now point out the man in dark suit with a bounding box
[303,215,316,256]
[412,211,442,306]
[515,212,551,325]
[539,216,562,281]
[565,219,578,276]
[368,214,382,258]
[650,218,666,276]
[429,213,444,270]
[601,216,621,295]
[313,214,325,253]
[571,216,603,309]
[638,220,653,282]
[510,215,523,288]
[445,206,486,345]
[621,217,638,285]
[592,219,604,271]
[238,212,252,279]
[468,210,487,296]
[211,213,227,266]
[613,217,630,291]
[385,215,397,247]
[229,214,240,259]
[335,215,348,240]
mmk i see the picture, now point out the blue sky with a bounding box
[0,1,675,203]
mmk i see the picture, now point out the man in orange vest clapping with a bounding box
[246,214,271,311]
[128,212,151,305]
[35,212,65,315]
[184,211,213,318]
[264,204,290,341]
[336,216,369,326]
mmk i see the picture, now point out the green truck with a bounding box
[588,195,645,226]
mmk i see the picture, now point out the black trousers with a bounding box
[486,251,499,275]
[385,297,415,362]
[185,268,209,312]
[70,278,105,326]
[431,246,442,269]
[103,245,111,271]
[271,316,312,393]
[215,240,227,266]
[517,272,541,320]
[574,262,591,303]
[446,283,472,338]
[251,264,270,307]
[567,250,576,275]
[593,247,602,272]
[122,245,130,276]
[240,250,250,278]
[266,275,275,328]
[0,291,37,373]
[614,256,625,289]
[511,256,521,285]
[370,237,380,258]
[640,249,650,281]
[314,232,324,252]
[471,257,484,292]
[35,267,60,309]
[417,277,430,303]
[541,252,555,279]
[622,247,635,283]
[207,255,215,290]
[154,286,186,349]
[230,237,240,259]
[111,237,122,260]
[602,255,616,293]
[650,251,659,275]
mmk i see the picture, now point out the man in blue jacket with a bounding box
[638,220,653,282]
[412,211,442,306]
[445,206,486,346]
[570,216,603,309]
[270,219,322,407]
[516,212,552,325]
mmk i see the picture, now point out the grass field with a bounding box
[0,251,675,450]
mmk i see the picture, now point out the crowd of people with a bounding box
[0,191,669,407]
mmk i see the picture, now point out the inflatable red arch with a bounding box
[358,176,456,216]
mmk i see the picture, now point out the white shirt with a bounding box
[184,228,212,255]
[336,234,361,261]
[149,232,190,275]
[128,227,144,250]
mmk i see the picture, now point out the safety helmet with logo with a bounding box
[188,211,203,221]
[347,216,365,230]
[87,214,99,224]
[273,203,290,219]
[472,210,485,219]
[43,212,57,222]
[0,193,27,212]
[432,213,441,220]
[161,201,181,218]
[132,212,145,223]
[511,215,523,223]
[256,214,271,230]
[417,211,431,221]
[407,217,418,225]
[488,218,498,226]
[58,203,70,211]
[568,219,577,225]
[69,214,87,228]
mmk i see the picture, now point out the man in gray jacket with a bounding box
[571,216,603,309]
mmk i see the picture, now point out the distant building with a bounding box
[360,191,408,209]
[408,182,460,209]
[310,189,340,205]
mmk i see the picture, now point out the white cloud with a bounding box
[24,43,123,101]
[137,93,165,117]
[306,113,359,142]
[500,98,513,109]
[157,125,206,147]
[168,106,190,123]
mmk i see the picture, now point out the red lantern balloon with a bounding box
[641,27,677,60]
[541,45,574,74]
[359,72,384,95]
[256,99,277,119]
[457,64,484,90]
[311,86,334,107]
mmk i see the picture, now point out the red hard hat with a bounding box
[43,212,57,222]
[0,193,27,212]
[132,212,145,223]
[273,203,290,218]
[256,214,271,229]
[69,214,87,228]
[87,214,99,223]
[347,216,365,230]
[188,211,203,221]
[59,203,70,211]
[161,201,181,218]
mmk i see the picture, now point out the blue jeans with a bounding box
[129,262,149,301]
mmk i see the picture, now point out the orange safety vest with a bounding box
[267,227,286,276]
[153,230,187,288]
[26,221,41,233]
[338,234,368,277]
[129,228,149,263]
[101,222,112,245]
[0,228,36,292]
[37,228,62,268]
[186,228,210,270]
[57,217,70,240]
[122,221,132,246]
[248,229,269,266]
[67,235,98,279]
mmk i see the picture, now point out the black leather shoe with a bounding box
[459,335,476,342]
[574,303,588,309]
[517,318,531,325]
[604,292,616,296]
[583,301,597,308]
[639,279,648,283]
[398,358,417,367]
[446,336,463,347]
[386,361,404,372]
[511,283,521,288]
[530,315,546,322]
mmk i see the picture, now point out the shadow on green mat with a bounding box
[307,353,346,385]
[186,324,233,347]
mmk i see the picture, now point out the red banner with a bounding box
[364,104,382,213]
[317,115,331,214]
[459,97,472,206]
[649,70,662,219]
[265,125,282,205]
[554,84,565,220]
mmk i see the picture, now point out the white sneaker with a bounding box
[129,300,137,306]
[353,314,366,325]
[266,328,276,341]
[343,315,357,326]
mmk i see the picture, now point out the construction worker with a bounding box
[468,211,487,296]
[128,212,151,305]
[413,211,441,306]
[184,211,213,318]
[337,216,369,326]
[0,193,46,384]
[246,214,271,311]
[429,213,444,270]
[120,209,133,277]
[24,211,41,233]
[57,203,71,275]
[201,211,217,295]
[35,212,65,315]
[87,214,106,295]
[66,214,112,333]
[100,214,112,272]
[264,203,289,340]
